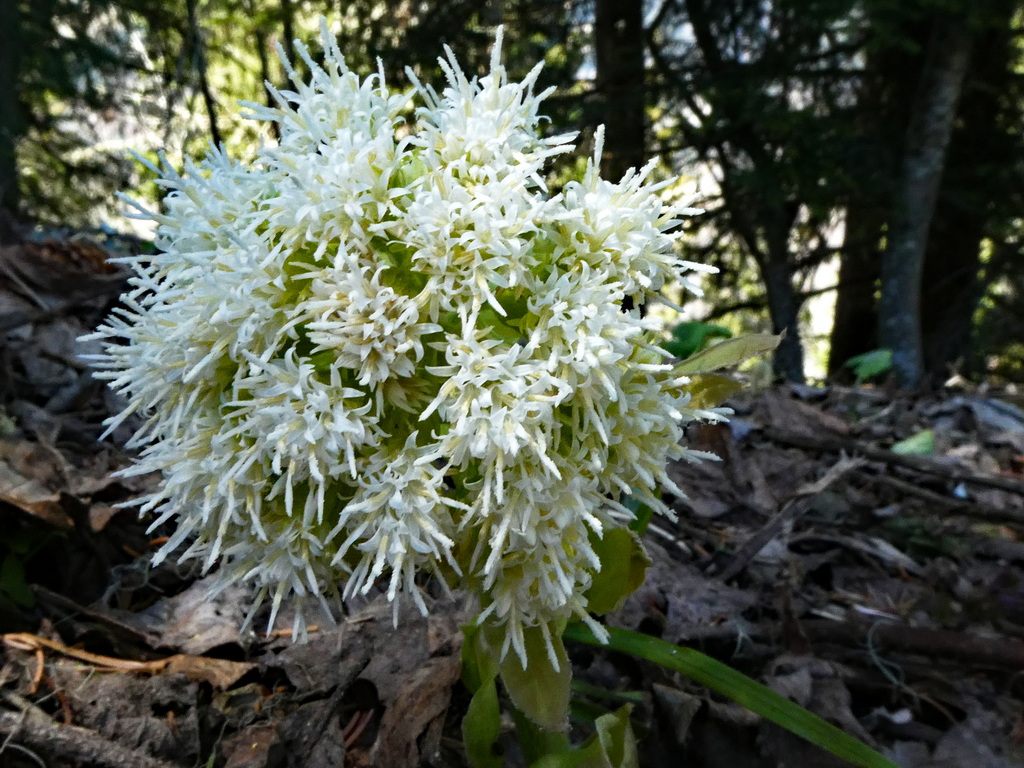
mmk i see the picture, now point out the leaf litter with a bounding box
[2,236,1024,766]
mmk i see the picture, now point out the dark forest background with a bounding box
[1,0,1022,387]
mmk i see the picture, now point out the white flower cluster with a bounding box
[87,22,719,664]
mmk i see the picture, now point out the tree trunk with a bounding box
[762,255,806,382]
[827,25,922,377]
[878,15,972,387]
[595,0,644,181]
[186,0,222,148]
[0,0,23,221]
[828,203,881,375]
[280,0,297,67]
[596,0,646,313]
[921,4,1015,383]
[762,207,806,382]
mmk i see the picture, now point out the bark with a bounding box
[762,254,805,382]
[827,27,923,376]
[595,0,645,181]
[0,0,23,219]
[761,204,806,382]
[921,6,1015,382]
[878,16,972,387]
[827,203,881,375]
[596,0,646,314]
[280,0,297,66]
[921,210,984,381]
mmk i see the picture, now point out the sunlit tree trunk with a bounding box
[879,15,972,387]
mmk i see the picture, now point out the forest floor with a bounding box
[2,234,1024,768]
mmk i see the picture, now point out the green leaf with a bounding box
[585,705,639,768]
[844,349,893,382]
[569,698,611,728]
[676,333,781,375]
[686,373,744,409]
[531,705,639,768]
[477,305,523,346]
[0,554,34,608]
[563,624,900,768]
[890,429,935,455]
[462,623,498,693]
[461,624,503,768]
[464,677,503,768]
[497,622,571,732]
[662,321,732,360]
[625,496,654,536]
[583,528,650,616]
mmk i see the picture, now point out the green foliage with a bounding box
[583,528,650,616]
[880,516,964,560]
[563,623,901,768]
[625,496,655,536]
[461,624,504,768]
[685,373,745,409]
[890,429,935,455]
[3,0,142,221]
[0,551,33,608]
[676,333,781,375]
[497,623,572,732]
[462,619,575,767]
[0,525,60,611]
[845,349,894,383]
[531,705,639,768]
[661,321,732,360]
[2,0,589,228]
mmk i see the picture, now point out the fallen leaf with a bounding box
[0,444,71,527]
[163,655,254,690]
[891,429,935,455]
[221,723,286,768]
[371,655,462,768]
[3,632,254,690]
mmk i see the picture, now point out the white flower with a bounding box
[85,19,718,666]
[305,260,440,390]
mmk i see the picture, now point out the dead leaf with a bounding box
[0,438,72,526]
[222,723,286,768]
[760,389,852,438]
[134,576,249,655]
[652,684,704,746]
[760,656,875,767]
[611,540,757,642]
[163,655,254,690]
[370,655,462,768]
[3,631,254,690]
[276,696,347,768]
[0,457,70,526]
